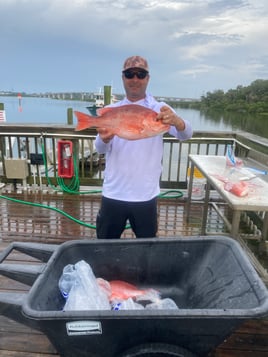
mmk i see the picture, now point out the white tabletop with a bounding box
[189,155,268,211]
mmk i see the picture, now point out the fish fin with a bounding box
[74,111,94,131]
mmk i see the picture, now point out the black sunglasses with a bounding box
[123,69,148,79]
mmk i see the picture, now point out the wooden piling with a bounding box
[67,108,73,125]
[104,86,112,106]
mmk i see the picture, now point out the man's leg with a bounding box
[128,197,158,238]
[96,197,127,239]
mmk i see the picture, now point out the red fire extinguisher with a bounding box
[57,140,74,178]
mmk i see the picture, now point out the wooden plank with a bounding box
[217,331,268,351]
[0,319,58,355]
[0,276,30,292]
[210,319,268,356]
[0,316,37,333]
[0,332,57,354]
[237,319,268,334]
[212,350,268,357]
[0,352,58,357]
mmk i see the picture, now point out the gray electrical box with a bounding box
[4,159,29,179]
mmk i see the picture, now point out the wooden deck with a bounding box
[0,189,268,356]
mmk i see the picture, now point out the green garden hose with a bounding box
[0,193,97,229]
[0,189,183,230]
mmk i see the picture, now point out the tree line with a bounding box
[174,79,268,114]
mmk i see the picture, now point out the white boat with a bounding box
[86,89,118,116]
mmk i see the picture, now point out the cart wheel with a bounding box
[120,343,197,357]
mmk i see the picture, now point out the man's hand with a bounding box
[157,106,185,131]
[97,128,114,143]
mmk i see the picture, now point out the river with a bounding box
[1,95,267,138]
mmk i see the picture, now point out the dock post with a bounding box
[0,103,5,122]
[104,86,112,105]
[0,103,6,168]
[67,108,73,125]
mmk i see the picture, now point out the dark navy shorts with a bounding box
[96,196,158,239]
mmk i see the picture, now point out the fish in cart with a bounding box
[97,279,160,302]
[74,104,170,140]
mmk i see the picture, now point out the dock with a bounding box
[0,190,267,356]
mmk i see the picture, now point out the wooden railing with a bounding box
[0,124,253,189]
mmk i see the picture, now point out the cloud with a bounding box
[0,0,267,97]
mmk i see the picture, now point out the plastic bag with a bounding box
[224,181,249,197]
[59,260,110,311]
[145,298,179,310]
[111,297,179,311]
[226,144,243,167]
[58,264,76,299]
[111,298,144,310]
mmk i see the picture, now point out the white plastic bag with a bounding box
[59,260,110,311]
[145,298,179,310]
[58,264,76,299]
[111,298,144,310]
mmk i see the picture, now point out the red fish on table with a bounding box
[74,104,170,140]
[224,181,249,197]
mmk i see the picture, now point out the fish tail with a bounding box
[74,111,96,131]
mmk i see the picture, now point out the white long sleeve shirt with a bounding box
[95,94,193,202]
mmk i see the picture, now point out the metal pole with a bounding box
[0,103,6,161]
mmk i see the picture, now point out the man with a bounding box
[95,55,193,238]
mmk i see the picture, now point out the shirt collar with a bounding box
[123,93,157,107]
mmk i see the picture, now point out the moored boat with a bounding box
[86,89,118,116]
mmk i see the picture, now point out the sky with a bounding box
[0,0,267,99]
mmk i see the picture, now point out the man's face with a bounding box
[122,68,150,102]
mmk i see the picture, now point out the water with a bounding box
[1,95,267,138]
[0,96,89,125]
[177,107,235,132]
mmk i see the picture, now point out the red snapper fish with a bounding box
[108,280,159,302]
[74,104,170,140]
